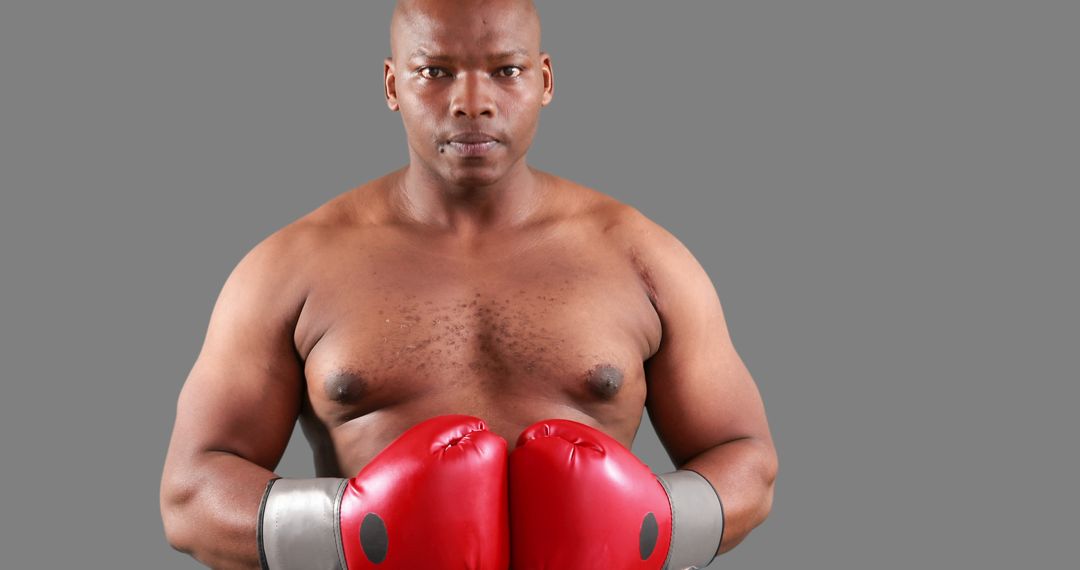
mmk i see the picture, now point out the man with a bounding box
[160,0,777,568]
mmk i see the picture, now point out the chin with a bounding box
[445,165,506,188]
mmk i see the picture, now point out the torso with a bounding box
[287,171,662,477]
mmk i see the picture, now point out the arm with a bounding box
[160,229,308,569]
[626,208,778,556]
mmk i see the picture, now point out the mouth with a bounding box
[446,132,500,157]
[449,131,498,144]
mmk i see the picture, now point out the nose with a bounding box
[450,72,496,119]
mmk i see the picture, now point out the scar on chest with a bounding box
[584,363,625,400]
[323,368,369,403]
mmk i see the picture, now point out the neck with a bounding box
[390,157,547,237]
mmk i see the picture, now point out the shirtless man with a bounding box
[160,0,777,568]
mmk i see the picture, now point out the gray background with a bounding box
[0,1,1076,568]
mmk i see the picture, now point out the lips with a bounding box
[448,132,498,144]
[445,132,500,157]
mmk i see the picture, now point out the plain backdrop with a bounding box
[1,1,1076,569]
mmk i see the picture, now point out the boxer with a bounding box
[161,0,777,567]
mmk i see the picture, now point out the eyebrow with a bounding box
[409,47,531,61]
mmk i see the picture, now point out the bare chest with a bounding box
[292,228,660,471]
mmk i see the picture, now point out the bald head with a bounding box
[390,0,541,64]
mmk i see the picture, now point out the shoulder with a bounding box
[542,173,683,253]
[212,176,397,337]
[220,193,352,320]
[543,175,703,314]
[217,222,317,323]
[585,192,693,272]
[251,175,394,272]
[598,200,713,318]
[602,201,678,249]
[539,172,658,241]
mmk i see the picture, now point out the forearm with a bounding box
[161,450,278,570]
[680,436,777,555]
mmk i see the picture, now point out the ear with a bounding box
[539,51,553,107]
[384,57,400,111]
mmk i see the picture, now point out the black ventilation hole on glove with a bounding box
[640,512,659,560]
[360,513,389,563]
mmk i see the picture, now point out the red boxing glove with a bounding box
[260,414,509,569]
[509,419,723,570]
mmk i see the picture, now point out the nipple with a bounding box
[324,369,368,403]
[585,364,624,400]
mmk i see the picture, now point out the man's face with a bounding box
[385,0,553,189]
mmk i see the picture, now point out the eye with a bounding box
[418,66,449,79]
[497,66,523,78]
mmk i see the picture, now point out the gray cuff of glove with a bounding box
[656,469,725,570]
[258,477,348,570]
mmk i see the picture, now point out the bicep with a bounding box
[630,214,771,467]
[167,234,307,472]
